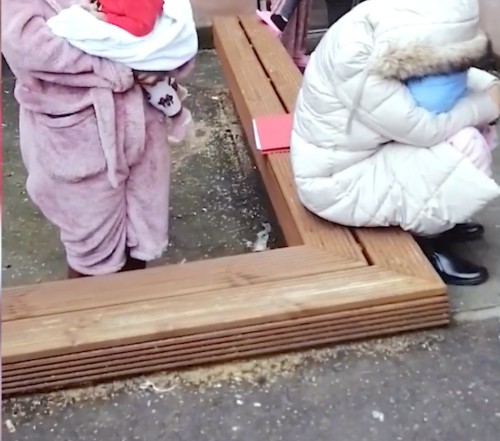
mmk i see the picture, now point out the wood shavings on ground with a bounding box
[4,331,445,414]
[138,380,176,394]
[135,332,445,392]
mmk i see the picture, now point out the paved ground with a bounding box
[3,322,500,441]
[2,6,500,439]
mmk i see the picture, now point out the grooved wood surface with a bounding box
[1,16,448,398]
[4,306,448,396]
[215,16,365,261]
[213,17,302,246]
[354,228,443,282]
[3,266,442,363]
[3,297,446,375]
[3,247,355,322]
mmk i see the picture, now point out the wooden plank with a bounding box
[353,228,445,283]
[214,17,364,262]
[239,15,302,110]
[4,308,448,386]
[0,17,448,398]
[3,266,442,363]
[3,316,448,397]
[3,246,358,322]
[213,16,302,246]
[238,16,444,282]
[4,310,448,387]
[268,155,365,257]
[234,16,365,261]
[3,296,448,375]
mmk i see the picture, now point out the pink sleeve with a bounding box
[1,0,134,92]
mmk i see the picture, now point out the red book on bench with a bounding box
[252,113,293,154]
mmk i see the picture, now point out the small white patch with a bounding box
[251,223,272,252]
[139,380,176,393]
[5,420,16,433]
[372,410,385,422]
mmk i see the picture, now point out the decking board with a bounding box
[3,246,354,322]
[4,296,446,374]
[1,15,448,398]
[4,312,448,396]
[215,16,366,261]
[3,265,441,363]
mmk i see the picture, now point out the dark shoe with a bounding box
[440,222,485,242]
[429,249,488,286]
[416,238,489,286]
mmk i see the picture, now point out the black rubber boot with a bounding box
[416,237,488,286]
[439,222,485,242]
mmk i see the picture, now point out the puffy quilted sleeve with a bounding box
[332,42,499,147]
[1,0,134,92]
[467,67,500,92]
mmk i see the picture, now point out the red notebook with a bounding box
[252,113,293,154]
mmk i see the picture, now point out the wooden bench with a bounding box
[0,15,448,398]
[212,17,449,325]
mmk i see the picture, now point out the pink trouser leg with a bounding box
[266,0,312,71]
[26,107,170,276]
[447,127,494,177]
[280,0,312,67]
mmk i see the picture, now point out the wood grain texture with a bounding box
[5,313,448,388]
[4,312,448,397]
[239,16,301,110]
[3,266,443,363]
[214,15,362,258]
[1,17,449,398]
[353,228,444,282]
[235,16,365,260]
[213,16,302,246]
[4,297,447,375]
[3,247,356,322]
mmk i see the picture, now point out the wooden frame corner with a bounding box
[1,15,448,397]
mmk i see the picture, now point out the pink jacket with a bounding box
[2,0,166,188]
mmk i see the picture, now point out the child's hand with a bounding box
[134,71,166,86]
[82,1,104,19]
[89,8,105,20]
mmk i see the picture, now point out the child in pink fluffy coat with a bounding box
[2,0,172,278]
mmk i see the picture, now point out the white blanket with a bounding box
[47,0,198,71]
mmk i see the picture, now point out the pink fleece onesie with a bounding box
[448,125,497,177]
[2,0,170,275]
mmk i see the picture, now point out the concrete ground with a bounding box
[3,323,500,441]
[2,3,500,438]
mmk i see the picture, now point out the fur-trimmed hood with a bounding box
[363,0,489,80]
[370,32,489,80]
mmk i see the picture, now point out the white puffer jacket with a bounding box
[291,0,500,236]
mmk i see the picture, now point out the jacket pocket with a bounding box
[35,106,107,182]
